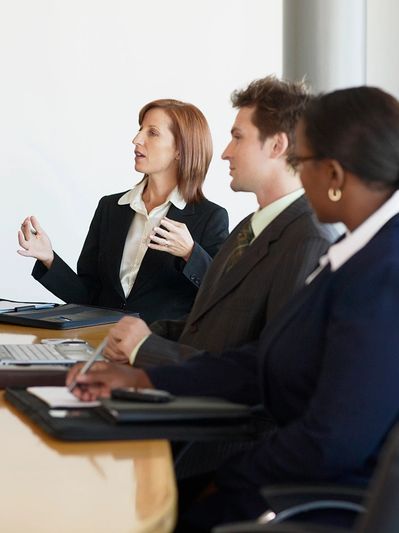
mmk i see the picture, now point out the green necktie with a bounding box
[224,220,254,272]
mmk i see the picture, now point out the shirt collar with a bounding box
[325,190,399,272]
[118,178,187,211]
[251,188,304,238]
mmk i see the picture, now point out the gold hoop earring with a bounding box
[328,188,342,202]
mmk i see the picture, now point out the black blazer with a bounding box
[148,214,399,526]
[32,191,229,323]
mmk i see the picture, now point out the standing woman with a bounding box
[18,100,228,323]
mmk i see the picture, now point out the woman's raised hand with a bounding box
[148,216,194,261]
[17,215,55,269]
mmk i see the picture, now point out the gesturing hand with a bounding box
[148,216,194,261]
[17,215,54,268]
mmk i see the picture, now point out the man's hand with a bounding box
[66,361,154,401]
[103,316,151,363]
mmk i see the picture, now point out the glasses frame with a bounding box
[290,154,324,168]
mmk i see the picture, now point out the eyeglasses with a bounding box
[290,154,323,168]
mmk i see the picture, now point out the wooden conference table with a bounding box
[0,323,177,533]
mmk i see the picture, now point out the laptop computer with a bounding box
[0,341,98,366]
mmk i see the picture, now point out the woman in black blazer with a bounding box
[18,99,228,323]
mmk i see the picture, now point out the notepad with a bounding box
[27,386,100,408]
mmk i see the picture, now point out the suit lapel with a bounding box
[107,202,135,298]
[130,203,195,294]
[189,196,312,324]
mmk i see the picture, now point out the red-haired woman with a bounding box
[18,99,228,323]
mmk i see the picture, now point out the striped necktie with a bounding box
[224,219,254,272]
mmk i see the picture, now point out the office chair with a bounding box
[213,424,399,533]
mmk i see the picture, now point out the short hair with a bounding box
[231,75,310,168]
[138,99,212,203]
[302,86,399,191]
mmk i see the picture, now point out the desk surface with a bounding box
[0,323,177,533]
[0,322,112,345]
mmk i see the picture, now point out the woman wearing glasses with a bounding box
[18,99,228,323]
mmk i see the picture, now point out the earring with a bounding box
[328,188,342,202]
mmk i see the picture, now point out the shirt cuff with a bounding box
[129,334,151,365]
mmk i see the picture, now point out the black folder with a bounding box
[0,303,138,329]
[5,388,260,442]
[97,396,251,423]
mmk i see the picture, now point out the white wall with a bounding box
[2,0,399,304]
[1,0,283,302]
[367,0,399,97]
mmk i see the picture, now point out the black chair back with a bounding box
[356,424,399,533]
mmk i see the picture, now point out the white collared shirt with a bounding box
[118,179,186,297]
[306,190,399,284]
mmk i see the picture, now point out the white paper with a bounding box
[0,300,56,314]
[27,386,100,408]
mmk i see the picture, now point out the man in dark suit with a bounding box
[102,75,337,367]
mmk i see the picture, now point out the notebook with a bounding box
[0,341,96,366]
[97,396,252,423]
[0,303,137,329]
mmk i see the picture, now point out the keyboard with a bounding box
[0,344,90,365]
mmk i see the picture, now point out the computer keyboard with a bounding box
[0,344,65,362]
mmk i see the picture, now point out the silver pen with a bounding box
[68,337,108,392]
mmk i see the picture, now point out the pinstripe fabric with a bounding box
[136,196,338,368]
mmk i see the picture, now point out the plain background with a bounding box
[1,0,398,302]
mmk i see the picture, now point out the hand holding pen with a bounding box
[68,337,108,392]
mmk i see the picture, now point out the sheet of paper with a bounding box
[27,386,100,408]
[0,300,56,313]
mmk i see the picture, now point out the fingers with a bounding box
[103,339,129,363]
[104,316,148,363]
[149,234,170,246]
[152,226,170,238]
[68,362,114,399]
[161,217,182,229]
[65,362,85,388]
[17,230,28,248]
[30,216,42,234]
[20,218,32,241]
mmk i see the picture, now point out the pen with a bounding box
[68,337,108,393]
[15,305,36,312]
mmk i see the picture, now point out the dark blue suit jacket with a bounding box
[148,214,399,521]
[32,192,228,323]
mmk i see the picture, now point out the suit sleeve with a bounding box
[32,199,104,304]
[149,318,187,340]
[134,333,202,367]
[146,340,261,406]
[215,262,399,491]
[180,206,229,288]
